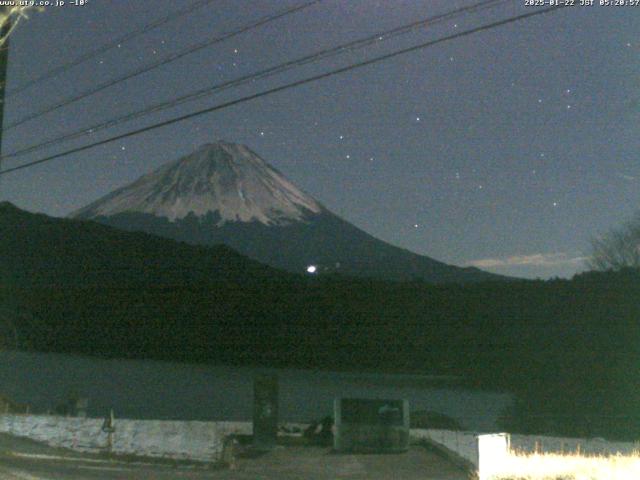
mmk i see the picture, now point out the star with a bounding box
[233,48,239,54]
[567,105,572,109]
[552,202,558,207]
[415,116,421,122]
[339,135,344,140]
[259,131,265,137]
[369,157,374,162]
[414,224,419,228]
[538,99,543,103]
[121,146,126,151]
[345,154,350,159]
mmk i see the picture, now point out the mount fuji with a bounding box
[72,141,501,283]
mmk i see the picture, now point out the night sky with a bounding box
[0,0,638,279]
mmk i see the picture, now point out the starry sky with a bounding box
[0,0,638,279]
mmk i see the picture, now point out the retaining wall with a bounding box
[4,415,638,475]
[0,414,251,462]
[410,428,480,469]
[411,429,640,480]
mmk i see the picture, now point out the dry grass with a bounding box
[493,450,640,480]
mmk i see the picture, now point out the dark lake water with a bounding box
[0,350,511,431]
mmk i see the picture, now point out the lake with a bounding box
[0,350,511,431]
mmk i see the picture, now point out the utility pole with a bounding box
[0,6,12,350]
[0,5,12,160]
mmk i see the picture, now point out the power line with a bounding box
[1,0,510,161]
[0,4,568,178]
[3,0,321,131]
[5,0,218,98]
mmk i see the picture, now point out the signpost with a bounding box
[253,373,278,450]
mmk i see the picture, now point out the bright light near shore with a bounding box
[306,265,317,274]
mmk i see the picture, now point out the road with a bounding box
[0,446,469,480]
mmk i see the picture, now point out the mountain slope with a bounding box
[0,201,285,289]
[73,142,322,225]
[72,141,502,283]
[0,201,304,363]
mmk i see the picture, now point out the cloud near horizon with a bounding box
[468,252,587,269]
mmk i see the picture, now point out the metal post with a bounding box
[0,6,12,159]
[0,7,12,353]
[253,373,278,450]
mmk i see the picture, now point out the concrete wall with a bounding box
[0,414,251,462]
[410,429,480,469]
[7,414,635,476]
[411,429,640,480]
[477,433,509,480]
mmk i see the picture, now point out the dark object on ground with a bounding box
[304,416,333,446]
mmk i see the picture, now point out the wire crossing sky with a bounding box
[3,0,321,130]
[1,0,638,279]
[3,0,219,98]
[0,3,567,176]
[0,0,511,162]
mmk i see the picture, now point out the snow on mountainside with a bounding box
[72,141,506,283]
[72,141,323,225]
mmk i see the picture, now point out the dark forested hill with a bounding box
[2,202,639,440]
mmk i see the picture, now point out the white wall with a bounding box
[0,414,251,462]
[7,413,635,476]
[411,429,640,480]
[477,433,509,480]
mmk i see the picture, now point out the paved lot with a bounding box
[0,444,469,480]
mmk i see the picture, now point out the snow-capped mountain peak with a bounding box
[72,141,323,225]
